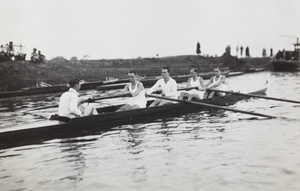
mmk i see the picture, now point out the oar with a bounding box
[84,94,128,103]
[206,88,300,104]
[178,87,201,91]
[146,94,276,119]
[27,94,128,111]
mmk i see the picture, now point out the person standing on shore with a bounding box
[240,46,243,57]
[38,50,46,63]
[204,68,226,98]
[7,41,15,59]
[31,48,39,63]
[147,67,177,107]
[58,78,98,118]
[116,71,147,111]
[178,68,206,101]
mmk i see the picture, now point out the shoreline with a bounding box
[0,55,271,92]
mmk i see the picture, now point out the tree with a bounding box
[70,56,78,61]
[50,56,67,61]
[225,45,231,56]
[196,42,201,55]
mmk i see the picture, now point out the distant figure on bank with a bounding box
[196,42,201,55]
[7,41,15,59]
[31,48,39,63]
[179,68,206,101]
[270,48,273,57]
[245,46,250,57]
[58,78,98,118]
[38,50,45,63]
[147,67,177,107]
[240,46,243,57]
[0,45,5,56]
[205,68,226,98]
[116,71,147,112]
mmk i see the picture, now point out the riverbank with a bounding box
[0,55,270,91]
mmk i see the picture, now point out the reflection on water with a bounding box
[0,71,300,191]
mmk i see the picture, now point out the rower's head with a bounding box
[190,68,198,77]
[161,67,170,79]
[214,68,221,76]
[128,71,137,83]
[69,78,81,91]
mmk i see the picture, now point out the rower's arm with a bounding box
[164,80,177,97]
[205,77,213,87]
[69,96,82,116]
[208,76,225,88]
[186,78,192,88]
[147,80,160,94]
[199,77,206,90]
[120,84,130,95]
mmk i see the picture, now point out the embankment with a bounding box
[0,55,270,91]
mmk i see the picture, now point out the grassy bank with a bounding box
[0,55,270,91]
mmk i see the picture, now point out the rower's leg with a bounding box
[116,104,129,112]
[188,93,204,101]
[157,100,172,106]
[83,105,98,116]
[129,105,140,110]
[207,91,215,98]
[179,92,189,100]
[188,94,197,101]
[149,99,160,107]
[203,91,209,99]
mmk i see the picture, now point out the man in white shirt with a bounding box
[58,78,97,118]
[147,67,177,107]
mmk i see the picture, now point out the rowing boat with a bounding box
[0,87,267,150]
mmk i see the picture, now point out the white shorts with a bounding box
[188,89,206,99]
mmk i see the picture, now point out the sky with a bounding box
[1,0,300,60]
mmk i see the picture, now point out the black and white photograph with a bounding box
[1,0,300,190]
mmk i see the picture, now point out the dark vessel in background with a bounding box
[270,37,300,71]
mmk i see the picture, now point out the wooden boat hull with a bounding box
[0,79,129,98]
[0,88,267,150]
[270,60,300,71]
[227,71,245,76]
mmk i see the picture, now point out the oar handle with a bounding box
[84,94,128,103]
[178,87,206,91]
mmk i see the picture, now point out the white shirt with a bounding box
[147,78,177,98]
[208,75,225,89]
[58,88,82,118]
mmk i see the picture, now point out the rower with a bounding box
[116,71,147,112]
[58,78,98,118]
[179,68,206,101]
[147,66,177,107]
[204,68,226,98]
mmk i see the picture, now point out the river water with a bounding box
[0,71,300,191]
